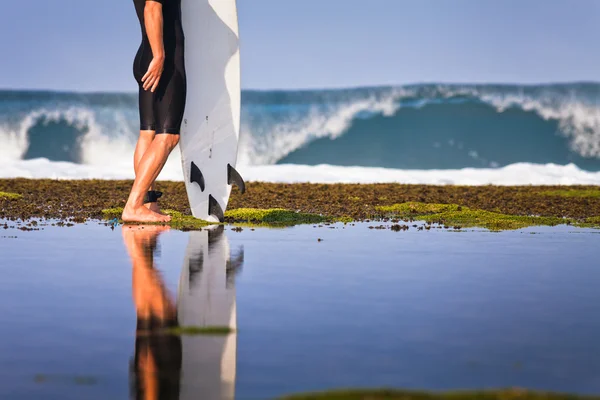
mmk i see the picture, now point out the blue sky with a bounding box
[1,0,598,91]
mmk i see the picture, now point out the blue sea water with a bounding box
[1,83,600,183]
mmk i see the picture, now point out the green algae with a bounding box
[278,388,600,400]
[420,209,567,231]
[377,202,569,231]
[102,207,210,230]
[575,216,600,229]
[334,216,354,224]
[102,207,328,229]
[3,179,600,225]
[376,202,461,215]
[164,325,234,336]
[162,210,212,230]
[540,189,600,198]
[224,207,328,225]
[0,191,22,200]
[101,208,124,219]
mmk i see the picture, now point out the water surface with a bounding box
[0,221,598,399]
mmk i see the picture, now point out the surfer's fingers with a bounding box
[143,75,154,90]
[149,70,163,91]
[151,75,161,92]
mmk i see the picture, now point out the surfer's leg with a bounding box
[122,133,180,223]
[134,82,166,214]
[134,130,165,215]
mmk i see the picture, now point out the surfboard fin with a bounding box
[190,161,205,192]
[227,164,246,194]
[208,195,224,222]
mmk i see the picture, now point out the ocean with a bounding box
[2,83,600,185]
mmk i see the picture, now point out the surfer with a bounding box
[123,0,187,223]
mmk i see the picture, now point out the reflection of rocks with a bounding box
[177,225,242,400]
[2,179,600,223]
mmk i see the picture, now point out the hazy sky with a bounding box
[1,0,598,92]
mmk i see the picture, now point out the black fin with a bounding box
[208,195,224,222]
[190,161,205,191]
[227,163,246,194]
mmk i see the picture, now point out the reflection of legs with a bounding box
[123,134,180,223]
[134,130,163,215]
[138,348,159,400]
[122,224,176,321]
[124,224,182,399]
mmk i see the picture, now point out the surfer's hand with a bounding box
[142,56,165,92]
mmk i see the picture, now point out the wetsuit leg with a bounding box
[152,58,186,135]
[133,49,186,135]
[133,45,156,131]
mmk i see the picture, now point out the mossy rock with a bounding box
[376,202,461,215]
[540,189,600,198]
[377,202,570,231]
[223,208,330,226]
[575,216,600,229]
[0,191,23,200]
[420,209,567,231]
[3,179,600,225]
[102,208,210,230]
[102,207,329,229]
[225,208,328,225]
[278,388,600,400]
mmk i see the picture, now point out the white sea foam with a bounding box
[2,159,599,186]
[1,85,600,175]
[239,85,600,165]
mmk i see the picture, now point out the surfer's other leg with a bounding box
[123,134,180,223]
[134,130,165,215]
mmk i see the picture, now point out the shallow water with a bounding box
[0,221,599,399]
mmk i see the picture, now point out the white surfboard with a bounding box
[180,0,245,223]
[176,226,243,399]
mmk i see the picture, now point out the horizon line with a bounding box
[1,80,599,95]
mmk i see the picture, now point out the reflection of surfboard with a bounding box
[177,226,243,399]
[180,0,245,223]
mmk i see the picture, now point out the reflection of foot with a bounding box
[122,205,172,223]
[145,202,165,215]
[122,224,171,261]
[122,224,171,235]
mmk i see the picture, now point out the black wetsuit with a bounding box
[133,0,186,134]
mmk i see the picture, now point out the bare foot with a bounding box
[145,202,165,215]
[122,205,172,223]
